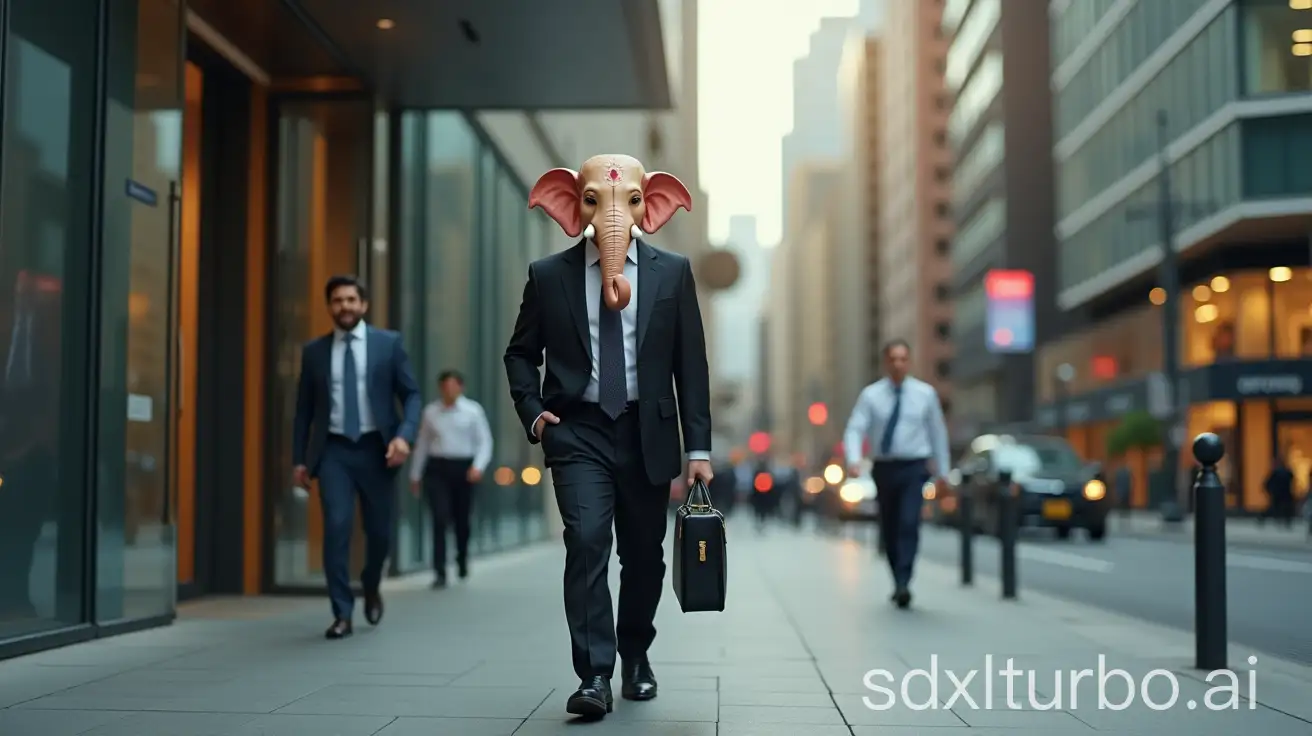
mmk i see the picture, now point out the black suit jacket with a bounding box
[503,239,712,486]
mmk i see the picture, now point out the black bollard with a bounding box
[1192,433,1227,670]
[959,488,974,586]
[998,470,1018,600]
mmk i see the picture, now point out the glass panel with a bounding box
[269,98,372,587]
[493,171,524,548]
[471,149,498,554]
[945,0,999,91]
[1182,271,1271,363]
[1271,267,1312,358]
[368,111,389,328]
[0,0,97,636]
[1241,0,1312,95]
[94,0,181,623]
[395,112,427,572]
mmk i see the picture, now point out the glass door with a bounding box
[96,0,184,621]
[1276,420,1312,509]
[266,96,373,588]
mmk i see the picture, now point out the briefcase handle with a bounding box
[685,479,714,510]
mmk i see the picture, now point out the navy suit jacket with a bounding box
[292,325,422,476]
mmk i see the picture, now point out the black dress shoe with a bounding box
[457,561,468,579]
[566,676,613,718]
[622,659,658,700]
[364,591,384,625]
[325,619,353,639]
[893,588,912,609]
[431,574,447,589]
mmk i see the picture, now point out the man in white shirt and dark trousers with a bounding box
[843,339,950,609]
[410,370,493,587]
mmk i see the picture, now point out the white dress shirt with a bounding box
[328,320,375,436]
[583,239,640,402]
[532,239,708,461]
[843,376,950,475]
[410,395,493,481]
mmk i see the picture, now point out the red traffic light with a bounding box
[748,431,771,454]
[807,402,828,426]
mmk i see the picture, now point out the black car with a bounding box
[957,434,1110,541]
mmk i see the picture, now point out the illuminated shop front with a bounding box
[1034,267,1312,513]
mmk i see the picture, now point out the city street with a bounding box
[2,519,1311,734]
[917,523,1312,665]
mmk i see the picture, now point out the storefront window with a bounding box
[1241,0,1312,95]
[0,0,97,638]
[1271,266,1312,357]
[1182,271,1271,364]
[1035,305,1164,402]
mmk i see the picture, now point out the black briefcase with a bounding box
[672,480,727,612]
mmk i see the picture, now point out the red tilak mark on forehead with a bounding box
[606,166,622,184]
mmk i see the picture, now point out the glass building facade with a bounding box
[1042,0,1312,519]
[0,0,565,658]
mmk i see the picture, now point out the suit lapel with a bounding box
[636,240,662,351]
[364,326,383,383]
[559,240,592,360]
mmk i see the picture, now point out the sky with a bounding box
[697,0,859,248]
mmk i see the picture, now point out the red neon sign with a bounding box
[984,270,1034,300]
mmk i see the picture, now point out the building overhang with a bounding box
[288,0,672,110]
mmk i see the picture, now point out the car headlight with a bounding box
[1083,479,1106,501]
[839,483,865,504]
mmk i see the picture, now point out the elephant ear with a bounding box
[528,168,583,237]
[640,172,692,234]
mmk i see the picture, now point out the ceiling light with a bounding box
[1192,284,1212,302]
[1270,266,1293,282]
[1210,275,1230,293]
[1294,43,1312,56]
[1292,0,1312,10]
[1295,29,1312,42]
[376,18,395,30]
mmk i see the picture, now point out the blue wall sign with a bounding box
[125,179,158,207]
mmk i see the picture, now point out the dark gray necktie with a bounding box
[880,383,902,456]
[597,274,627,420]
[342,333,362,440]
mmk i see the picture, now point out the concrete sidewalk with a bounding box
[1114,509,1310,551]
[0,521,1309,735]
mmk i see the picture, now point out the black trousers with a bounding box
[544,402,668,680]
[422,457,475,572]
[872,459,930,590]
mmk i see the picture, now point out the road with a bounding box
[914,523,1312,665]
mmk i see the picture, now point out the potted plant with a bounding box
[1106,411,1181,521]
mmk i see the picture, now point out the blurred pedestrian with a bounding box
[409,370,493,587]
[292,275,422,639]
[1262,454,1294,528]
[843,339,950,609]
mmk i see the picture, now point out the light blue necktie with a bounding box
[879,383,902,456]
[341,333,361,441]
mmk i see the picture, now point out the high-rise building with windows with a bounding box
[877,0,955,414]
[1037,0,1312,514]
[943,0,1056,437]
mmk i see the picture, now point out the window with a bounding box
[936,322,951,339]
[1242,0,1312,94]
[949,51,1002,146]
[935,166,951,181]
[936,202,951,218]
[7,0,99,634]
[937,360,952,378]
[934,130,947,147]
[936,239,951,255]
[945,0,1000,90]
[935,283,951,301]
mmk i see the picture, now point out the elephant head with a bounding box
[529,155,692,310]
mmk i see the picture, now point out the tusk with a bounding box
[583,224,596,240]
[631,225,644,239]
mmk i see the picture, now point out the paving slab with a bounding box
[0,520,1307,734]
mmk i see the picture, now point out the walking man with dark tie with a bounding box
[843,339,950,609]
[505,156,711,719]
[292,275,422,639]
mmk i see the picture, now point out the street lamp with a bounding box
[1126,110,1216,516]
[1055,363,1075,439]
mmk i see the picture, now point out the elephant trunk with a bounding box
[598,203,633,310]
